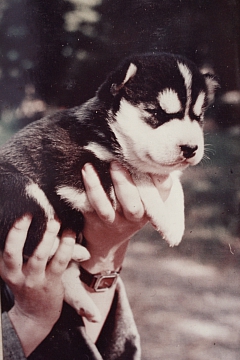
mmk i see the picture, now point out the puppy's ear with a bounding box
[110,63,137,96]
[203,73,220,104]
[97,61,137,102]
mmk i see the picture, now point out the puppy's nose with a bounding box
[180,145,198,159]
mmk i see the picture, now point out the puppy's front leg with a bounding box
[155,172,185,246]
[132,172,184,246]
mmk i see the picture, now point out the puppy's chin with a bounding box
[147,153,203,175]
[165,161,189,172]
[151,162,189,175]
[185,153,204,167]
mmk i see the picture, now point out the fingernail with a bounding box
[75,254,91,262]
[72,242,91,262]
[14,214,32,226]
[21,214,32,222]
[82,163,94,174]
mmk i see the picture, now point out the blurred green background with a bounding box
[0,1,240,359]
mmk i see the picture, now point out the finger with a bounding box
[110,161,145,221]
[82,163,115,223]
[26,219,61,275]
[2,214,32,271]
[71,244,90,262]
[48,229,75,276]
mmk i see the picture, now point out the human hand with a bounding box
[81,161,148,272]
[0,215,87,356]
[81,161,173,272]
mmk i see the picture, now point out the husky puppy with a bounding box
[0,53,217,316]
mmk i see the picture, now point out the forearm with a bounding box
[8,307,57,357]
[80,240,129,343]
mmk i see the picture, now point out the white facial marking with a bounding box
[26,183,55,219]
[158,88,182,114]
[110,99,204,174]
[84,143,115,162]
[193,91,205,117]
[178,62,192,114]
[56,186,93,212]
[123,63,137,85]
[178,62,192,91]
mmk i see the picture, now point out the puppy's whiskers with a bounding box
[200,144,215,166]
[204,143,216,156]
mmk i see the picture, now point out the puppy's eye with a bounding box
[145,108,158,117]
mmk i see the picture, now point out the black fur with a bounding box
[0,101,120,255]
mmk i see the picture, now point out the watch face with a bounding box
[94,274,118,292]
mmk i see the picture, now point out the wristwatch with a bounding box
[79,266,121,292]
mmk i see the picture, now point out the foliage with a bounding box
[0,0,239,132]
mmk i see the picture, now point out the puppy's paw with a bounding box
[162,221,185,247]
[62,262,101,323]
[148,214,184,247]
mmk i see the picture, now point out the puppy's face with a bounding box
[99,54,218,175]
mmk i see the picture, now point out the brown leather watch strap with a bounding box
[79,266,122,292]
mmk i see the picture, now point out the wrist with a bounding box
[79,265,121,292]
[81,238,129,273]
[9,304,58,331]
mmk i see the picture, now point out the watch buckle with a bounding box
[93,273,119,292]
